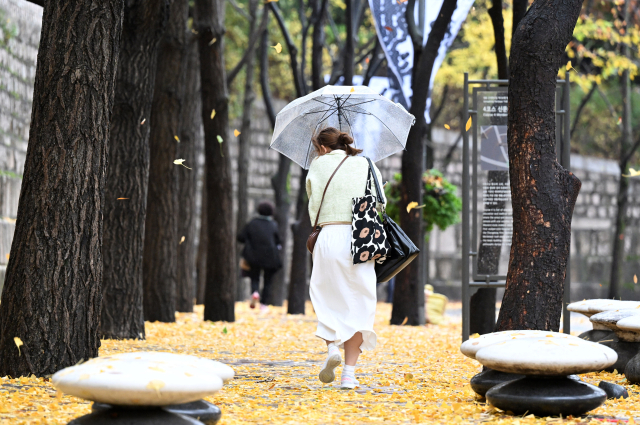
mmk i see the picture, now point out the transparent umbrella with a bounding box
[269,85,416,169]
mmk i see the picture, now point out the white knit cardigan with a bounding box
[306,149,387,226]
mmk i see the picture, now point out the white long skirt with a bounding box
[310,224,377,351]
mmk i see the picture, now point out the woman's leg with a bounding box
[319,339,342,383]
[261,268,277,305]
[343,332,363,366]
[248,267,261,308]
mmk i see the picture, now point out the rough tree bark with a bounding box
[196,0,236,322]
[176,37,202,312]
[609,0,633,300]
[236,0,260,302]
[391,1,457,326]
[101,0,168,340]
[495,0,582,332]
[0,0,124,377]
[143,0,189,322]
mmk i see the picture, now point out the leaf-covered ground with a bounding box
[1,302,639,424]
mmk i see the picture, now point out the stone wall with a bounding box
[3,0,640,303]
[0,0,41,292]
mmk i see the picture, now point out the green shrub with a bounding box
[384,170,462,239]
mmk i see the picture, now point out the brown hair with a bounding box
[312,127,363,157]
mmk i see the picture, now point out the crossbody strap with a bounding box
[313,155,349,228]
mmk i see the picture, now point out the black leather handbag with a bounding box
[365,158,420,284]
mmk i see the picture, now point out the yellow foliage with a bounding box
[2,303,640,424]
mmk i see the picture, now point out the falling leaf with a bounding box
[173,159,192,170]
[465,116,472,132]
[191,29,198,34]
[117,198,129,200]
[208,37,217,46]
[406,202,425,213]
[217,135,225,157]
[140,118,146,125]
[365,57,370,64]
[146,380,165,396]
[566,61,572,71]
[174,135,180,143]
[444,124,450,130]
[234,129,241,137]
[210,109,216,119]
[618,117,623,126]
[622,168,640,177]
[5,253,9,260]
[400,317,408,326]
[350,87,355,93]
[635,274,638,284]
[179,236,185,245]
[272,43,283,54]
[222,327,228,334]
[14,337,23,355]
[384,26,393,31]
[268,383,276,389]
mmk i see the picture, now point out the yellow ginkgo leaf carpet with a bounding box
[1,302,639,424]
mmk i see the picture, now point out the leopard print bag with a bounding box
[351,160,390,264]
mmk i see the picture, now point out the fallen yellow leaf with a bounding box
[350,87,355,93]
[146,380,165,396]
[272,43,282,54]
[14,337,23,356]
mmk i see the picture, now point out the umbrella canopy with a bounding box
[270,85,416,169]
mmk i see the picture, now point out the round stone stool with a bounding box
[69,407,203,424]
[460,331,579,397]
[92,400,221,425]
[476,337,616,416]
[590,309,640,372]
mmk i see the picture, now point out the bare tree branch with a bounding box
[227,0,250,20]
[363,40,384,86]
[570,83,596,137]
[227,6,269,86]
[269,2,305,96]
[430,84,449,123]
[622,135,640,166]
[596,86,618,119]
[259,25,276,128]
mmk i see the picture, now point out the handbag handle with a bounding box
[365,157,385,209]
[313,155,349,229]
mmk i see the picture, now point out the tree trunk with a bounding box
[176,38,202,312]
[236,0,260,302]
[495,0,582,332]
[143,0,189,322]
[0,0,124,377]
[609,0,632,300]
[511,0,528,39]
[343,0,355,85]
[391,1,457,326]
[288,171,311,315]
[101,0,168,340]
[488,0,508,80]
[195,0,236,322]
[196,188,207,304]
[311,0,328,91]
[260,23,289,306]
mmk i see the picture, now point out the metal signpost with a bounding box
[461,72,572,342]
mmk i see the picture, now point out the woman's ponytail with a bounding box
[338,132,363,156]
[313,127,363,156]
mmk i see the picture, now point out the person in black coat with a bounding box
[237,201,282,309]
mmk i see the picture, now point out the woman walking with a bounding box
[306,127,386,389]
[237,201,282,310]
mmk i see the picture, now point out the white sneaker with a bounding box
[318,352,342,383]
[340,374,359,389]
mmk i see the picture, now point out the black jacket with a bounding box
[237,216,282,270]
